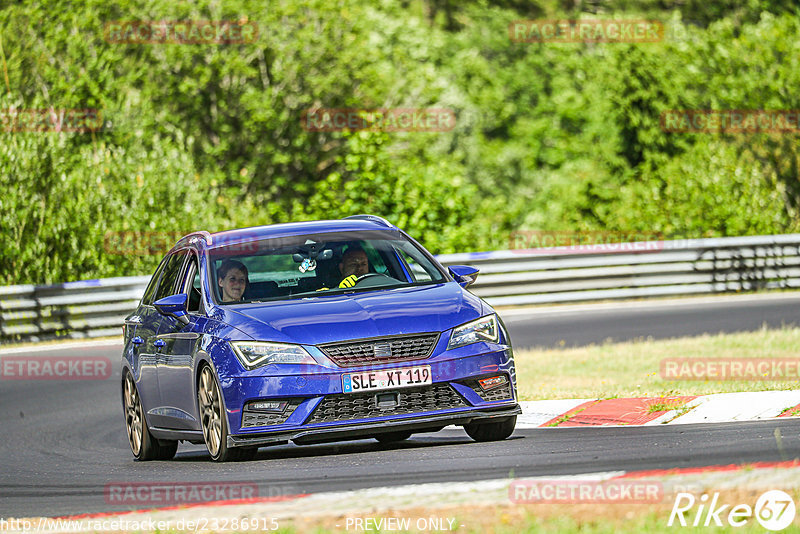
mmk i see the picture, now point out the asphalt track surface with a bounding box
[2,293,800,518]
[504,293,800,349]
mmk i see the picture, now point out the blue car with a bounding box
[121,215,519,461]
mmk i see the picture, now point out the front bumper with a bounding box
[227,402,521,448]
[220,342,518,445]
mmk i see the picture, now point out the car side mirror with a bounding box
[448,265,480,288]
[154,293,190,325]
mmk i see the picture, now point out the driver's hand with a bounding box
[339,274,358,288]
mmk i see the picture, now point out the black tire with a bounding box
[464,416,516,442]
[375,431,413,443]
[150,439,178,460]
[123,372,178,461]
[198,365,255,462]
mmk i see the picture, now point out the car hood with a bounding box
[220,282,486,345]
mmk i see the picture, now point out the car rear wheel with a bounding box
[123,372,177,460]
[464,416,516,442]
[374,431,413,443]
[198,365,256,462]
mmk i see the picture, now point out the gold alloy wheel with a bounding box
[198,366,223,458]
[123,373,143,456]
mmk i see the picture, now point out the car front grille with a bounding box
[305,383,466,425]
[318,333,440,368]
[461,376,514,402]
[241,398,304,428]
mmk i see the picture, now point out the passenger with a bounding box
[217,259,248,302]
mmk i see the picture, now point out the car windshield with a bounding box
[208,230,447,304]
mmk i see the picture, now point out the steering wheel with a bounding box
[355,273,383,283]
[350,273,396,288]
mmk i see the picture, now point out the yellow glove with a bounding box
[339,274,358,288]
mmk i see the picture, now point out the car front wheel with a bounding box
[464,416,516,442]
[197,365,257,462]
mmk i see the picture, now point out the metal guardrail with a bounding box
[0,276,150,342]
[436,234,800,306]
[2,234,799,342]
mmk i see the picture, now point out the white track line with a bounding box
[516,399,592,428]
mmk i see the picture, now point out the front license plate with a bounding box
[342,366,432,394]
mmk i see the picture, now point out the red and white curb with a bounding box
[518,390,800,428]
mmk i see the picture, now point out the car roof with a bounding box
[173,216,399,252]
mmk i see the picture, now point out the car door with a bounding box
[127,256,168,422]
[142,250,188,429]
[155,249,207,430]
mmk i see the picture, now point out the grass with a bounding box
[644,400,688,413]
[545,406,588,427]
[514,326,800,401]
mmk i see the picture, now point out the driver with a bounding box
[338,247,369,288]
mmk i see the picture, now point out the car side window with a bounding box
[361,241,389,275]
[182,254,202,314]
[396,247,433,282]
[153,252,187,302]
[141,257,168,306]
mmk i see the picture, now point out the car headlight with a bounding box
[447,315,499,350]
[231,341,316,370]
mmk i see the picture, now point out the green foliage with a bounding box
[1,0,799,285]
[0,131,209,284]
[612,140,797,237]
[297,130,515,253]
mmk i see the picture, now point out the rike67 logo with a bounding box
[669,490,796,531]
